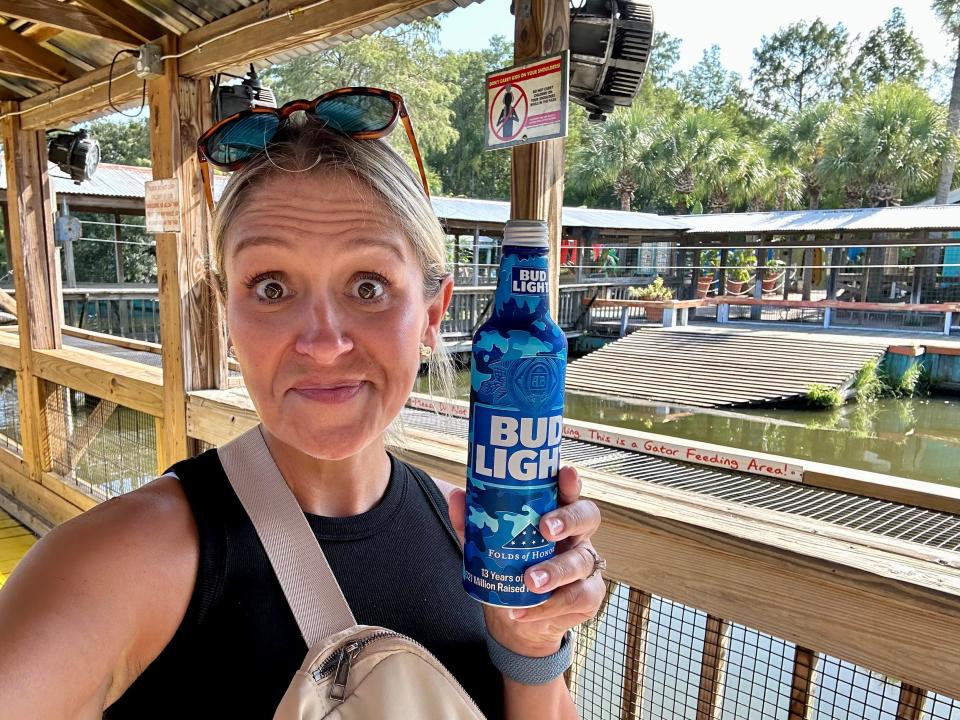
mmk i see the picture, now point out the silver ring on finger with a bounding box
[583,545,607,578]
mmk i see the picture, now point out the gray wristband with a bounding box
[485,629,574,685]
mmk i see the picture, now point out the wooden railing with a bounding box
[2,329,960,718]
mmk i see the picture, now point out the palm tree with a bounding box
[651,108,739,214]
[705,139,771,213]
[567,103,658,211]
[933,0,960,203]
[821,83,952,208]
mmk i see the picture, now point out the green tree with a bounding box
[85,117,151,166]
[933,0,960,202]
[677,45,744,111]
[751,19,850,117]
[850,7,927,91]
[766,101,836,210]
[821,82,954,207]
[428,36,513,199]
[651,107,739,213]
[262,19,457,185]
[646,32,681,88]
[567,102,659,211]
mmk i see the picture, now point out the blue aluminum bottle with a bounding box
[463,220,567,608]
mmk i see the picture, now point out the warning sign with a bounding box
[145,178,181,233]
[485,51,568,151]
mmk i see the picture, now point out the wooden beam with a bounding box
[53,398,117,472]
[18,56,141,130]
[1,102,62,479]
[620,588,651,720]
[895,683,927,720]
[21,26,62,44]
[787,647,816,720]
[0,0,140,46]
[178,0,438,78]
[0,51,61,83]
[72,0,166,44]
[510,0,568,316]
[0,24,85,82]
[695,615,730,720]
[0,288,17,316]
[148,36,227,468]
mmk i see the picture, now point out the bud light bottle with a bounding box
[463,220,567,608]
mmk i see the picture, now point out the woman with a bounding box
[0,93,605,719]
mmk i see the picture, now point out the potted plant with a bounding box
[725,250,755,295]
[762,258,786,294]
[628,276,673,323]
[697,250,719,298]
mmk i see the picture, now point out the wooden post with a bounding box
[148,36,227,470]
[696,615,730,720]
[895,683,927,720]
[113,212,125,284]
[717,248,728,296]
[620,588,652,720]
[510,0,568,316]
[788,646,817,720]
[1,102,64,479]
[59,198,76,288]
[473,225,480,284]
[751,240,765,321]
[827,247,841,300]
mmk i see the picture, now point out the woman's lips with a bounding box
[291,382,364,404]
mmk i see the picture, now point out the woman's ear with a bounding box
[422,274,454,348]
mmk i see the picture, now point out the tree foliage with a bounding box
[850,7,927,91]
[86,117,151,166]
[750,19,850,117]
[677,45,744,111]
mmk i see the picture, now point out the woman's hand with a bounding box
[448,466,605,657]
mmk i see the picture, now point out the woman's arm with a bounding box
[0,475,197,717]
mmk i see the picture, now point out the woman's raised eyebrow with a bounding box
[231,235,294,257]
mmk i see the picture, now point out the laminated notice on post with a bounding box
[145,178,181,233]
[485,51,568,151]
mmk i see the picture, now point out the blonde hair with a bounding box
[210,120,455,426]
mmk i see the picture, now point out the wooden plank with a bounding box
[178,0,438,78]
[696,615,730,720]
[787,646,816,720]
[1,103,62,477]
[895,683,927,720]
[0,51,61,83]
[72,0,166,44]
[61,325,161,355]
[0,447,87,527]
[620,588,651,720]
[0,328,19,369]
[18,56,140,130]
[186,390,259,447]
[510,0,568,316]
[32,346,163,416]
[148,37,225,469]
[0,0,140,46]
[0,24,85,81]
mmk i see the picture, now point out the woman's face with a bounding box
[224,172,451,460]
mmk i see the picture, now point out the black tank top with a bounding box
[103,448,504,719]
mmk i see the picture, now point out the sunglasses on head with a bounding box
[196,86,429,209]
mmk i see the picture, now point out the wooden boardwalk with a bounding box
[0,508,36,588]
[566,327,889,408]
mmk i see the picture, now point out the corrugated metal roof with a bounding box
[0,0,481,100]
[671,205,960,235]
[432,196,688,231]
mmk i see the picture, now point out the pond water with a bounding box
[415,371,960,487]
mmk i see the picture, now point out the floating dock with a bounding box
[566,327,890,408]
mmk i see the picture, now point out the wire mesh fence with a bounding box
[44,385,158,500]
[0,367,21,454]
[571,580,960,720]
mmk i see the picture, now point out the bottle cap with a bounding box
[503,219,548,248]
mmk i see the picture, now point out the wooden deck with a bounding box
[566,326,889,408]
[0,508,36,588]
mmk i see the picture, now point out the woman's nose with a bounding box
[293,296,354,362]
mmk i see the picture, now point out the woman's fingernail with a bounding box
[531,570,549,588]
[546,518,564,536]
[510,609,527,620]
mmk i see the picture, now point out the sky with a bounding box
[439,0,954,82]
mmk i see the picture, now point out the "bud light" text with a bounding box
[511,267,548,294]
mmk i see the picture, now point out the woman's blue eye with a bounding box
[254,278,288,302]
[352,277,386,301]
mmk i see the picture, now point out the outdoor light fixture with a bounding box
[46,129,100,184]
[568,0,654,121]
[212,64,277,123]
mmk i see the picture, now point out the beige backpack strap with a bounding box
[218,425,356,647]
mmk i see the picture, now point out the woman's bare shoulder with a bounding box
[0,473,198,715]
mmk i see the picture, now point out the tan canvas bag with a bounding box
[219,426,487,720]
